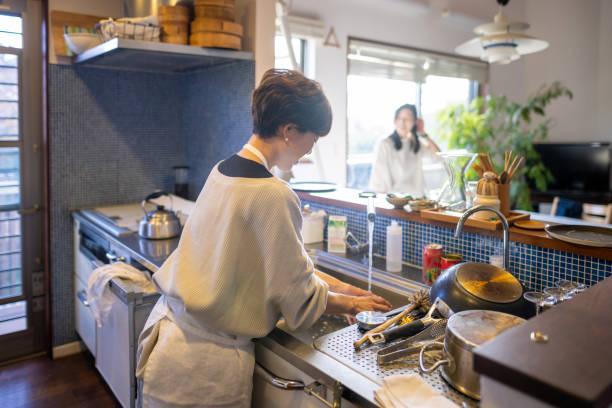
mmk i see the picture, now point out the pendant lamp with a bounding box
[455,0,548,64]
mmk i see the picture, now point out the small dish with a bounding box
[355,311,388,330]
[514,220,547,230]
[385,194,412,209]
[409,199,437,212]
[64,32,103,55]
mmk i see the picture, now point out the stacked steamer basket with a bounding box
[190,0,243,50]
[159,5,189,45]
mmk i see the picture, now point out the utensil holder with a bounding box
[498,182,511,217]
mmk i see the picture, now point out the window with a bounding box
[346,38,488,190]
[274,35,306,73]
[0,13,24,334]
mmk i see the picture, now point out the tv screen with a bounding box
[532,143,610,192]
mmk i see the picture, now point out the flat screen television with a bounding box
[531,142,611,192]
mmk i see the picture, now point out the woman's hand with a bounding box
[416,118,426,135]
[325,292,392,316]
[349,294,392,315]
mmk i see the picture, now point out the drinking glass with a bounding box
[555,279,586,300]
[465,181,478,209]
[523,291,552,343]
[523,291,552,316]
[543,286,565,305]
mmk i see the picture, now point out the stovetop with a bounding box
[80,195,194,237]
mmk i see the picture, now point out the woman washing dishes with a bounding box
[136,69,392,408]
[370,104,441,195]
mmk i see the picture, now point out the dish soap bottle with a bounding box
[386,221,403,272]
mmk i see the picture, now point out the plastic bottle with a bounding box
[386,221,403,272]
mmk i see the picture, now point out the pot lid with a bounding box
[448,310,525,348]
[455,262,523,304]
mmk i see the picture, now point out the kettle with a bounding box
[138,191,181,239]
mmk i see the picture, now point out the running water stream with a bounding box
[366,197,376,292]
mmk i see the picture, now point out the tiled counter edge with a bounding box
[301,199,612,292]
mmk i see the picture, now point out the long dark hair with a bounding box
[389,104,419,153]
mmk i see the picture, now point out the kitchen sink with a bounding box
[277,260,422,345]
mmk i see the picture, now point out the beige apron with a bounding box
[136,296,254,408]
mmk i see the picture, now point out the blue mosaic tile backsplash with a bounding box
[302,199,612,292]
[49,62,254,346]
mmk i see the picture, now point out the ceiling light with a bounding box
[455,0,548,64]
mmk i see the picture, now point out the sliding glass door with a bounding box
[0,1,45,362]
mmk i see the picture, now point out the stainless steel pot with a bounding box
[419,310,525,400]
[138,191,181,239]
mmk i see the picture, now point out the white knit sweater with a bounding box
[152,163,329,338]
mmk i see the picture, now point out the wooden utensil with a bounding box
[353,290,428,349]
[472,163,484,177]
[508,156,524,180]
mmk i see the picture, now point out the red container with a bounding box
[441,254,463,271]
[422,243,443,285]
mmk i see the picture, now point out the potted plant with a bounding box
[436,81,573,210]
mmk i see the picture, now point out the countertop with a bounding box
[297,188,612,261]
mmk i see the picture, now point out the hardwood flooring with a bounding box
[0,352,121,408]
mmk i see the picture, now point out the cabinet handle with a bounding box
[106,251,126,263]
[254,362,304,390]
[77,290,89,307]
[254,363,342,407]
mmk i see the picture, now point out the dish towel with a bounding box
[87,262,156,327]
[374,374,458,408]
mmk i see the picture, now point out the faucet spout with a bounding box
[455,206,510,271]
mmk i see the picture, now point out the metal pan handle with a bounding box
[418,341,448,373]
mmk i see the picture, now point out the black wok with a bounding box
[430,262,535,319]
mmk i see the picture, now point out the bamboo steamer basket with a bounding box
[191,18,243,36]
[159,5,189,20]
[163,33,189,45]
[194,0,234,6]
[194,5,235,21]
[189,31,240,49]
[161,23,189,37]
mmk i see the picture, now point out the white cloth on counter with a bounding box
[374,374,458,408]
[136,161,329,407]
[87,262,156,328]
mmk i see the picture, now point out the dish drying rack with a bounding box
[313,324,477,407]
[97,18,161,42]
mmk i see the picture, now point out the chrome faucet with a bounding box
[455,206,510,271]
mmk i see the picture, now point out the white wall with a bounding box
[519,0,605,143]
[597,0,612,142]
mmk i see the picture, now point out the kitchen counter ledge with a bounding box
[297,189,612,261]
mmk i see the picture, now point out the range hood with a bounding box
[74,38,253,74]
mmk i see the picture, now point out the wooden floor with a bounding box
[0,352,121,408]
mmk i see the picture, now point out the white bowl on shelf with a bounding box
[63,33,103,55]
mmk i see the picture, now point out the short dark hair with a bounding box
[251,69,332,139]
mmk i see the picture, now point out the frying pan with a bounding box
[430,262,534,319]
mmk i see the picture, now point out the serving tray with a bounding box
[421,209,529,231]
[545,224,612,248]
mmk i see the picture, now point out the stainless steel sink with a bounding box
[277,256,422,345]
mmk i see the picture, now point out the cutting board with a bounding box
[50,10,107,57]
[421,209,530,231]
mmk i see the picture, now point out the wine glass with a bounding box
[556,279,579,300]
[543,287,566,305]
[523,291,552,343]
[523,291,552,316]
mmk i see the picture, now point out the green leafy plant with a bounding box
[436,81,573,210]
